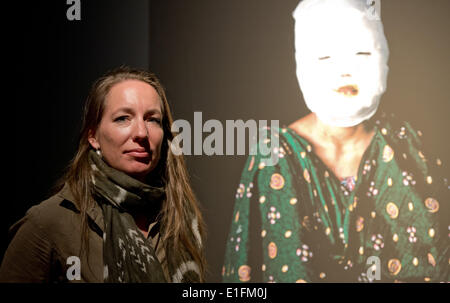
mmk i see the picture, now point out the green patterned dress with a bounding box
[222,113,449,282]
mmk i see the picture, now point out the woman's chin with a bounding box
[124,163,154,181]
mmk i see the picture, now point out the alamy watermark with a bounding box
[66,0,81,21]
[365,0,381,21]
[366,255,381,281]
[170,112,280,166]
[66,256,81,281]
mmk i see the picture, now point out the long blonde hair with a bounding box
[55,66,207,281]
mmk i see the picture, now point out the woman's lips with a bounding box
[125,149,151,158]
[334,85,359,96]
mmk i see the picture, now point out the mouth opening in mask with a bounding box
[334,84,359,97]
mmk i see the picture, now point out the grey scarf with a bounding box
[89,150,167,282]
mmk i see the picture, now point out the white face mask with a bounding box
[293,0,389,127]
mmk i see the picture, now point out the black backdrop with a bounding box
[5,0,450,283]
[6,0,150,268]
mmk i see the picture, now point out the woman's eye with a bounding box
[356,52,371,56]
[148,117,162,125]
[114,116,129,122]
[318,56,331,60]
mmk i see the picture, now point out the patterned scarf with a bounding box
[89,150,168,282]
[88,150,203,283]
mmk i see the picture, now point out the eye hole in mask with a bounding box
[318,52,371,61]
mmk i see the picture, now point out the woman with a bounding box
[0,66,206,282]
[223,0,449,282]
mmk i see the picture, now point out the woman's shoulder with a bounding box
[239,116,312,176]
[371,111,424,148]
[255,114,313,149]
[14,186,79,235]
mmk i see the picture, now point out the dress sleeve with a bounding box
[382,119,450,282]
[222,127,313,282]
[402,121,450,282]
[0,206,54,282]
[221,147,262,282]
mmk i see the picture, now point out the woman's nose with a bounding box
[133,119,149,141]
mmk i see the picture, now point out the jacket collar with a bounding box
[57,183,104,233]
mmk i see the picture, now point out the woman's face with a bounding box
[302,23,386,110]
[89,80,164,181]
[294,6,389,127]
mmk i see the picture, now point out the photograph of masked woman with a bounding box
[0,66,206,282]
[223,0,449,282]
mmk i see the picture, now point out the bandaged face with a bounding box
[293,0,389,127]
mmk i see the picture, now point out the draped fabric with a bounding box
[223,113,449,282]
[89,150,202,282]
[89,150,168,282]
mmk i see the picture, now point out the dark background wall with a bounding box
[5,0,450,283]
[5,0,150,265]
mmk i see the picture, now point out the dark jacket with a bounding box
[0,184,167,282]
